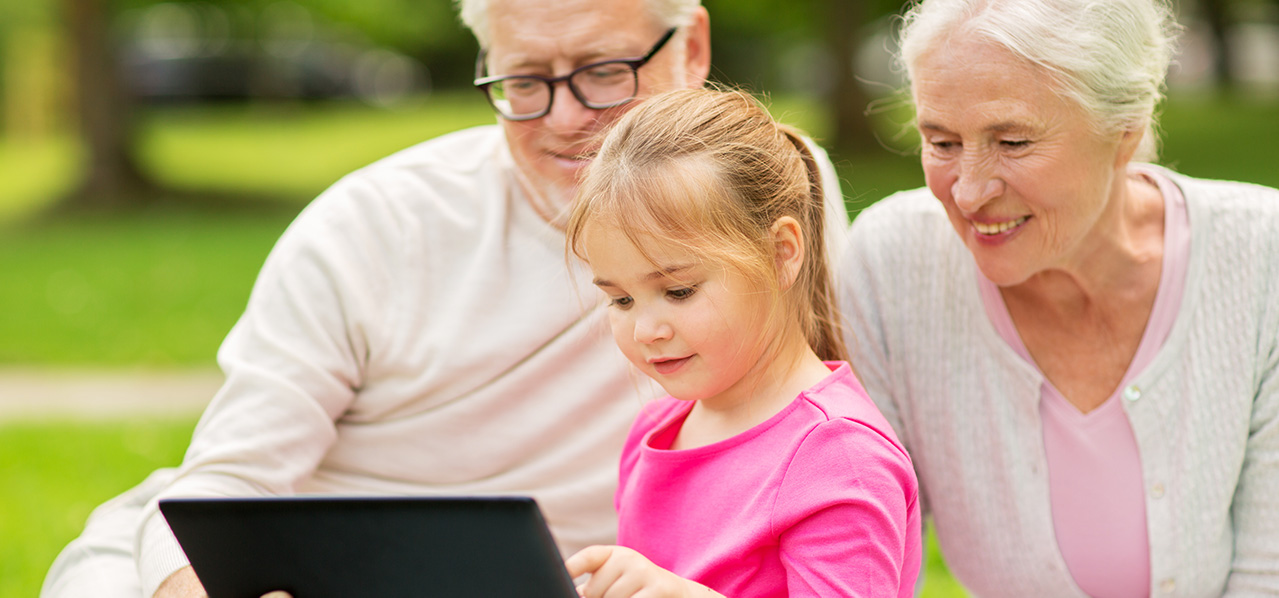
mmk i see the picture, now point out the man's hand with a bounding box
[153,566,291,598]
[565,545,725,598]
[154,566,206,598]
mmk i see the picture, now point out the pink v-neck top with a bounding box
[615,362,922,597]
[977,166,1190,597]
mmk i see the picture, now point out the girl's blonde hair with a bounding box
[567,87,847,363]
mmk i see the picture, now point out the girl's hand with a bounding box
[565,545,725,598]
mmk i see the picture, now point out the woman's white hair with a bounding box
[456,0,703,50]
[897,0,1181,161]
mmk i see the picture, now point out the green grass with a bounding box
[1158,91,1279,187]
[0,417,197,598]
[2,207,296,365]
[138,93,499,200]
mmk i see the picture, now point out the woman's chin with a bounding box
[974,259,1034,288]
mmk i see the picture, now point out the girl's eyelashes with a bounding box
[601,284,698,308]
[666,286,698,301]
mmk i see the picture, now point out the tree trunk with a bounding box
[1199,0,1234,89]
[64,0,154,208]
[823,0,879,156]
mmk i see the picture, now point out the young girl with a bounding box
[563,88,922,598]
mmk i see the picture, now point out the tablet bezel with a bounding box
[159,495,579,598]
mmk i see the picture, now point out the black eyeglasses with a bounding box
[474,28,678,121]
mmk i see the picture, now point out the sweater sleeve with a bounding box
[135,172,402,596]
[807,136,852,272]
[772,419,921,598]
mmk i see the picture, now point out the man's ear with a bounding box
[681,7,712,88]
[771,216,805,291]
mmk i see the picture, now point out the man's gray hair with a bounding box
[897,0,1180,161]
[456,0,703,50]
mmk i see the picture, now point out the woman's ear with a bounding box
[1115,126,1145,167]
[771,216,805,291]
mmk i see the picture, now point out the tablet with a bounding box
[159,495,579,598]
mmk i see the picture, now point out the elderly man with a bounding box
[42,1,848,596]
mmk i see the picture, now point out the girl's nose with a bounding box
[633,310,672,344]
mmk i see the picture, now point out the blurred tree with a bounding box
[1198,0,1235,88]
[54,0,471,210]
[821,0,878,156]
[1194,0,1279,90]
[705,0,908,156]
[302,0,478,87]
[65,0,156,208]
[1,0,70,142]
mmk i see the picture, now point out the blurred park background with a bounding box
[1,0,1277,596]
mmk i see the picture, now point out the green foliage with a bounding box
[0,0,52,28]
[0,136,80,222]
[0,417,196,598]
[105,0,468,52]
[305,0,471,53]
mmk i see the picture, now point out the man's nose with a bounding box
[542,81,599,135]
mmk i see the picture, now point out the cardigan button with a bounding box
[1123,385,1142,402]
[1151,483,1166,499]
[1160,578,1176,593]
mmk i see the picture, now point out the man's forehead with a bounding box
[484,0,661,61]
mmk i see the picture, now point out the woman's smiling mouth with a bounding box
[972,215,1030,235]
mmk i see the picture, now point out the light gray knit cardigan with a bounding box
[838,165,1279,597]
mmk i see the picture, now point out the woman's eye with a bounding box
[667,287,697,301]
[609,296,633,309]
[927,139,958,152]
[1000,139,1030,148]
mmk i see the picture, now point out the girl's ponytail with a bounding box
[780,128,847,363]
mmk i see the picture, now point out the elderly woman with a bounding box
[840,0,1279,596]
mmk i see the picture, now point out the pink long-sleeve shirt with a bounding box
[616,362,922,598]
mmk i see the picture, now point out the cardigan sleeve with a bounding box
[839,198,922,513]
[1223,228,1279,594]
